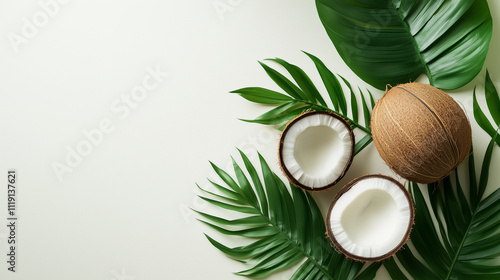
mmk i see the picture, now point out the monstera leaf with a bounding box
[316,0,492,90]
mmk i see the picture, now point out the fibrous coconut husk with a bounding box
[371,83,472,184]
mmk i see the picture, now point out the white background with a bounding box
[0,0,499,279]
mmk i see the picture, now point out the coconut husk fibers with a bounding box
[371,83,472,184]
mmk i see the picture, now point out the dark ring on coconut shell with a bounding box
[326,174,415,262]
[278,111,355,192]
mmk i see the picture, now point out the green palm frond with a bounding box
[385,141,500,279]
[232,52,375,155]
[474,70,500,147]
[316,0,492,90]
[196,150,381,279]
[384,72,500,279]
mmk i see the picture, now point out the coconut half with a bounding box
[279,111,354,191]
[326,175,414,262]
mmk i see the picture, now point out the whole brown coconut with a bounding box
[371,83,472,184]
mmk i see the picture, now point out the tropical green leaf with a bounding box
[240,101,307,125]
[316,0,493,90]
[266,57,327,106]
[354,134,373,156]
[196,151,378,279]
[231,87,293,105]
[384,139,500,279]
[485,71,500,125]
[233,53,375,154]
[359,88,371,129]
[258,61,304,100]
[473,71,500,147]
[367,89,376,109]
[340,76,358,123]
[474,87,497,137]
[304,51,347,114]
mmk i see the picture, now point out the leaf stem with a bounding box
[444,208,476,280]
[391,3,432,84]
[445,136,497,279]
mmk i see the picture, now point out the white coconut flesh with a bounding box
[281,113,353,189]
[328,176,412,260]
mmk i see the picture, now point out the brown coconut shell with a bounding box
[278,111,355,191]
[371,83,472,184]
[326,174,415,262]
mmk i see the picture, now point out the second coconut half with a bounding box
[279,111,355,191]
